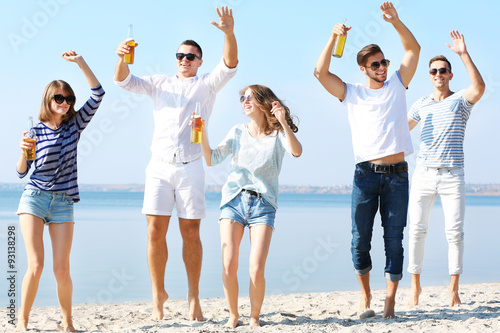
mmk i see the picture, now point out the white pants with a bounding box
[407,163,465,275]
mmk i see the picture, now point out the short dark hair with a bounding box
[180,40,202,59]
[357,44,383,66]
[429,55,452,73]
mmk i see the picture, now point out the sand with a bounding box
[2,282,499,332]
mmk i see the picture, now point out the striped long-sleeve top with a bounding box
[17,85,105,202]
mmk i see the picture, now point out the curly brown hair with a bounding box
[240,84,299,136]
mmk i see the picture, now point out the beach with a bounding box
[2,282,499,332]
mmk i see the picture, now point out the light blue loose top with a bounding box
[211,124,297,209]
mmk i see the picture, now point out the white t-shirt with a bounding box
[342,71,413,163]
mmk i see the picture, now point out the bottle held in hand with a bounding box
[332,19,348,58]
[191,103,204,144]
[124,24,137,64]
[25,116,36,161]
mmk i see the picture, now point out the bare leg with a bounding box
[449,274,461,307]
[179,218,203,321]
[356,272,375,318]
[146,215,170,320]
[248,225,273,329]
[49,222,75,332]
[408,273,422,306]
[383,280,399,318]
[220,219,245,328]
[16,215,45,332]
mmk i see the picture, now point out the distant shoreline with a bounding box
[1,182,500,196]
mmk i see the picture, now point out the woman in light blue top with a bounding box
[200,84,302,328]
[15,50,104,333]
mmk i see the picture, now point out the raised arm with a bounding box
[62,50,100,88]
[114,41,134,82]
[271,102,302,157]
[313,23,351,101]
[210,6,238,68]
[446,30,485,104]
[380,2,420,88]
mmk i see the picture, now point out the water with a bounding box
[1,190,499,307]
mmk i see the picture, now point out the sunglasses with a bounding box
[366,59,390,71]
[240,95,253,103]
[429,67,450,75]
[176,53,201,61]
[52,94,75,105]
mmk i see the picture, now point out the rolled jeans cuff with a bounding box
[385,272,403,282]
[355,265,372,276]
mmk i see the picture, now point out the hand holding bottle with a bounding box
[22,117,37,161]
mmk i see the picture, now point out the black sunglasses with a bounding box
[429,67,450,75]
[52,94,75,105]
[366,59,390,71]
[176,53,201,61]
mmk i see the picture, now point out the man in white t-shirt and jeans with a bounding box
[314,2,420,318]
[406,30,485,307]
[113,7,238,321]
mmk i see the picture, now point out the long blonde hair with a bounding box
[39,80,76,123]
[240,84,299,136]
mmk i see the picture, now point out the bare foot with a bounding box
[188,295,203,321]
[357,294,373,317]
[449,289,461,307]
[225,315,239,328]
[57,323,76,332]
[15,318,28,332]
[407,284,422,306]
[152,290,169,320]
[383,296,396,318]
[249,317,261,329]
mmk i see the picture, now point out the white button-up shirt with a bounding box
[115,58,237,162]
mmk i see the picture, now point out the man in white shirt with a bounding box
[407,30,485,307]
[114,7,238,321]
[314,2,419,318]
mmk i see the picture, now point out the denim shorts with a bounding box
[220,190,276,229]
[17,189,75,224]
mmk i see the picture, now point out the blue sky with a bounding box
[1,0,499,187]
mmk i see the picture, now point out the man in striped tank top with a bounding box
[407,30,485,307]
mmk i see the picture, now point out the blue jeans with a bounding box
[351,162,409,281]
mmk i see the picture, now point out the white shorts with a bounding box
[142,156,205,219]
